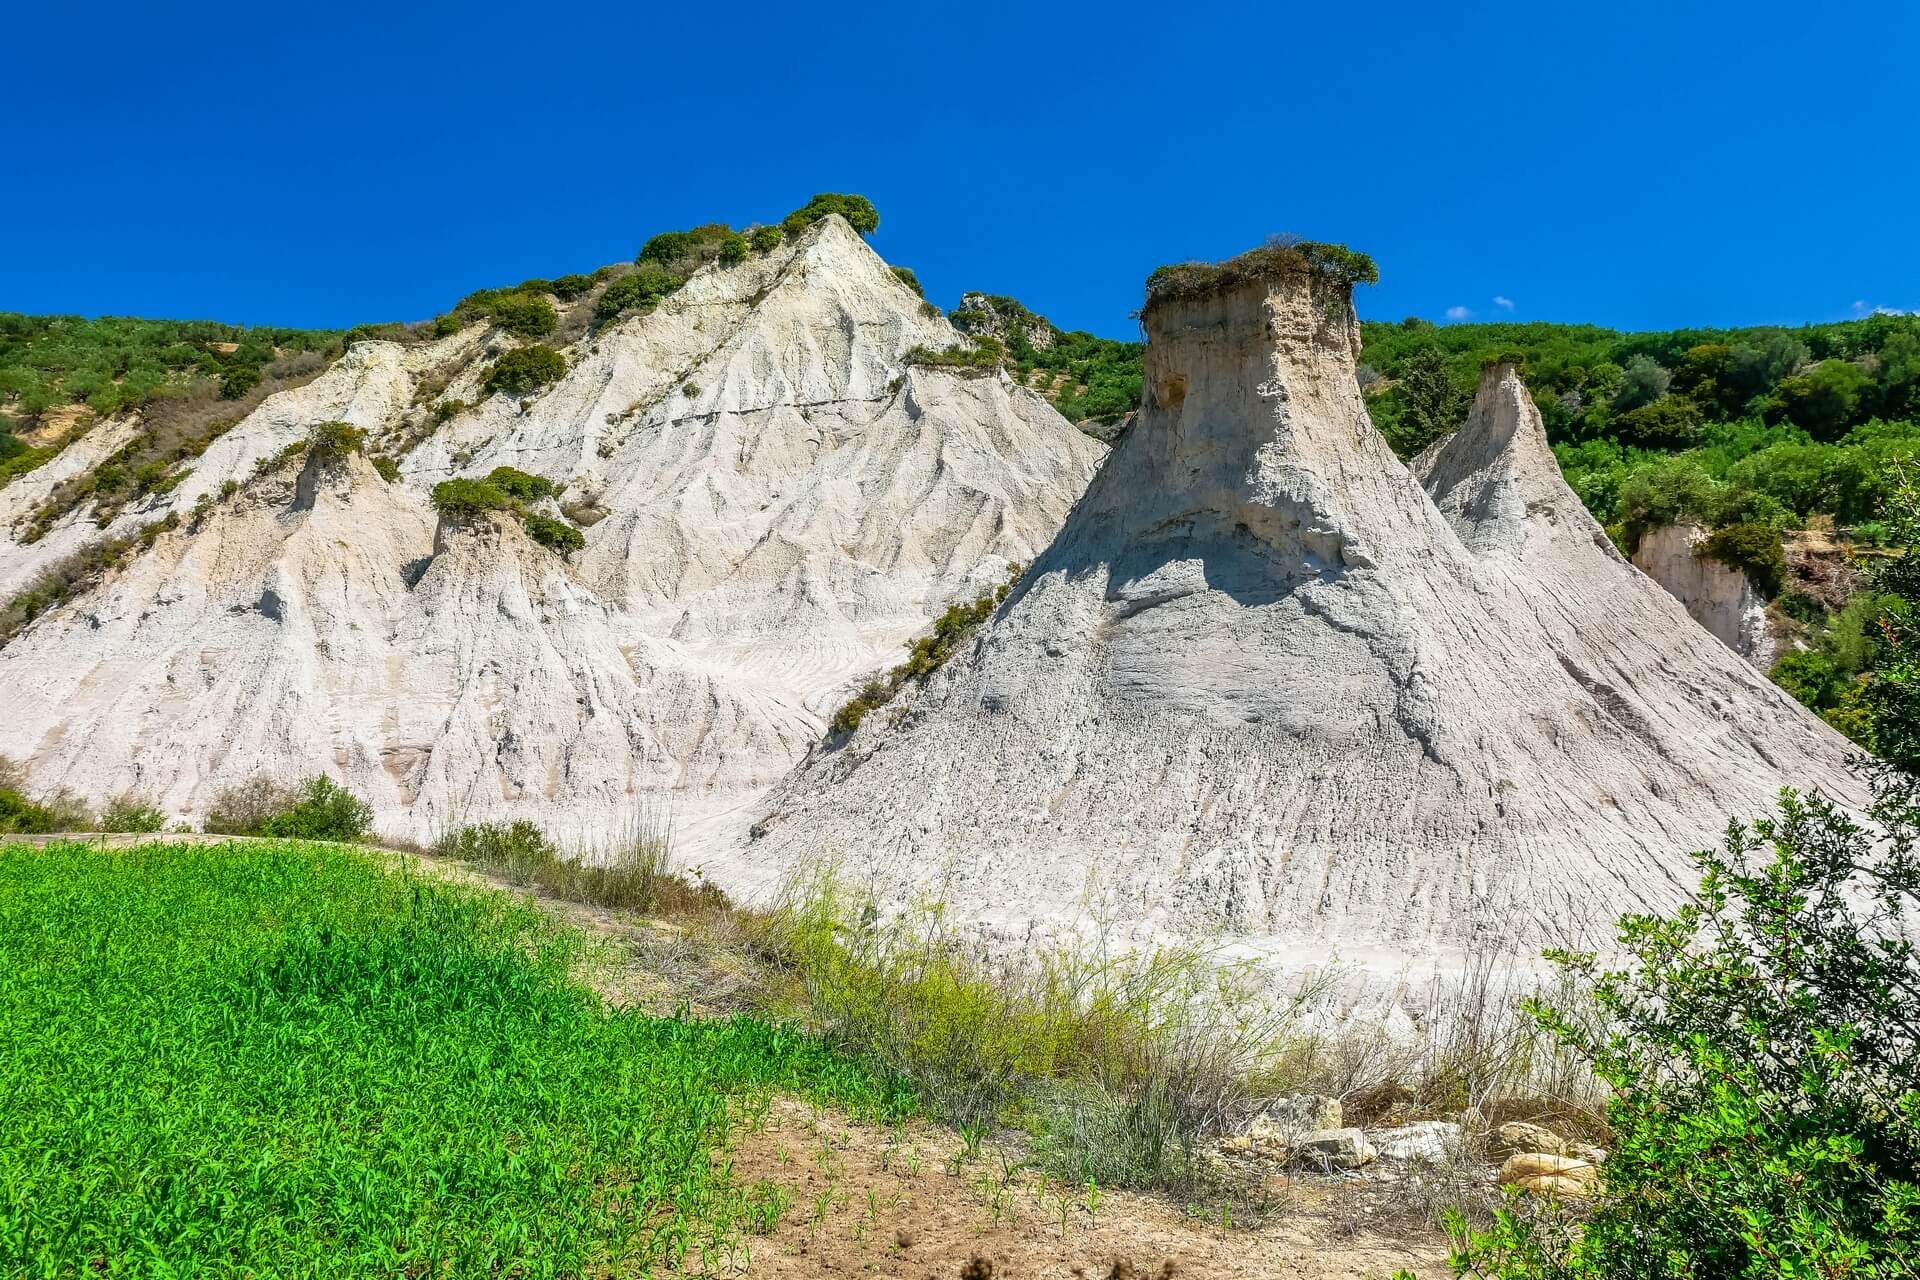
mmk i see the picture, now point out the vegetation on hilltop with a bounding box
[0,313,341,423]
[0,314,343,494]
[1142,238,1379,311]
[592,194,881,329]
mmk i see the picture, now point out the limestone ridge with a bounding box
[0,215,1106,853]
[745,265,1864,977]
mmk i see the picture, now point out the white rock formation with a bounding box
[1630,523,1778,667]
[743,266,1864,977]
[0,216,1105,851]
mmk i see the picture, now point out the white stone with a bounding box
[1629,523,1778,667]
[1372,1121,1463,1164]
[745,274,1865,979]
[1291,1128,1377,1171]
[0,217,1104,863]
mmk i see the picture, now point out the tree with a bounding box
[1728,331,1809,400]
[1867,466,1920,768]
[1384,345,1468,456]
[1611,354,1671,412]
[1777,359,1873,440]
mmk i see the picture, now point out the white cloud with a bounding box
[1852,299,1912,317]
[1445,305,1473,322]
[1493,295,1515,311]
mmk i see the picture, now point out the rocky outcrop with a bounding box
[1630,523,1778,667]
[0,217,1106,851]
[951,293,1057,352]
[743,258,1863,976]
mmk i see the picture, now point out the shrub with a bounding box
[219,365,262,400]
[484,465,557,503]
[749,225,783,254]
[432,398,468,423]
[1447,769,1920,1280]
[638,229,702,264]
[523,514,585,555]
[482,345,566,397]
[1865,470,1920,768]
[781,193,880,236]
[1143,236,1378,312]
[1775,589,1827,625]
[594,265,683,325]
[430,477,513,519]
[827,567,1021,738]
[371,456,401,484]
[828,678,891,737]
[1696,520,1787,596]
[550,273,594,300]
[718,232,748,265]
[308,420,367,462]
[1611,394,1701,448]
[0,443,56,490]
[890,266,924,297]
[203,776,302,835]
[255,775,373,842]
[1382,345,1469,457]
[902,336,1003,371]
[1610,353,1672,412]
[98,793,167,833]
[0,788,59,834]
[480,292,557,339]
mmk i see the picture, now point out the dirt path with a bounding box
[705,1097,1448,1279]
[5,833,1456,1278]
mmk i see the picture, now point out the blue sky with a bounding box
[6,1,1916,339]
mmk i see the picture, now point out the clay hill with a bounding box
[742,246,1865,973]
[0,215,1105,848]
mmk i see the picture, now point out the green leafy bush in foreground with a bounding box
[308,419,367,463]
[1432,485,1920,1280]
[0,839,906,1276]
[902,335,1004,372]
[484,464,557,502]
[0,788,59,834]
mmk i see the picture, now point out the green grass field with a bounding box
[0,839,908,1277]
